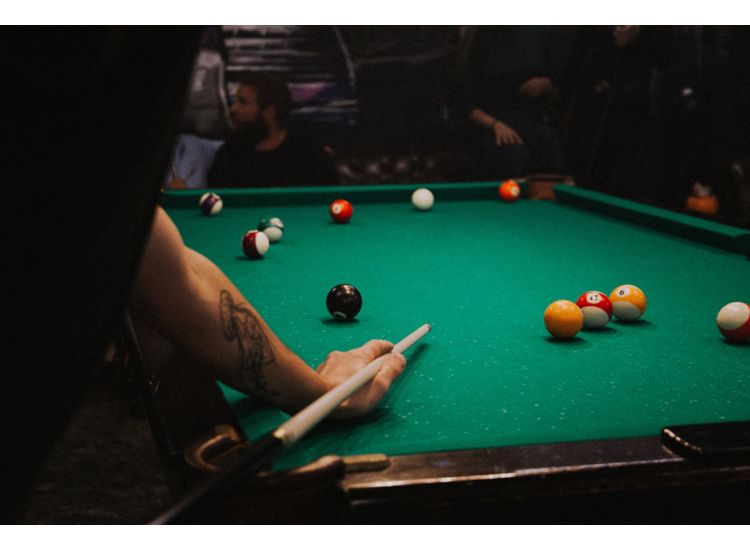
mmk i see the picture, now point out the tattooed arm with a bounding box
[130,207,406,417]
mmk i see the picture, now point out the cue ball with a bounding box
[576,290,613,329]
[498,180,521,202]
[326,284,362,321]
[543,300,584,339]
[257,217,285,243]
[330,199,353,223]
[609,284,647,322]
[242,230,269,259]
[716,302,750,343]
[411,188,434,211]
[199,192,223,216]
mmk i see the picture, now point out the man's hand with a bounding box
[493,120,524,146]
[518,76,557,99]
[317,340,407,418]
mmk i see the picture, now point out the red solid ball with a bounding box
[329,199,353,223]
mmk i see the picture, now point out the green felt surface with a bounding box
[166,186,750,470]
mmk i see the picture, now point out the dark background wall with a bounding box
[210,25,463,148]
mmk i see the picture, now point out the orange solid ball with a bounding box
[544,300,584,339]
[499,179,521,201]
[685,195,719,215]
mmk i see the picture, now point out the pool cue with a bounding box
[151,323,431,524]
[274,323,431,449]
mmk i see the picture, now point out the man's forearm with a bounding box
[179,249,329,412]
[469,108,497,129]
[131,208,329,413]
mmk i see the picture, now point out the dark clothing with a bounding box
[654,27,750,207]
[463,27,567,178]
[465,26,558,114]
[475,110,565,178]
[563,26,665,202]
[3,27,202,522]
[208,133,338,187]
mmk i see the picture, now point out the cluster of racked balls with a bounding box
[543,284,750,344]
[544,285,648,340]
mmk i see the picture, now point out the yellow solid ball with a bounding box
[544,300,584,339]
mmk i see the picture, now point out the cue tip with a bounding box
[392,323,432,355]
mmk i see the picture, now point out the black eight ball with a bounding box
[326,284,362,321]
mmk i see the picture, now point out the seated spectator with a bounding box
[208,72,337,187]
[462,27,566,179]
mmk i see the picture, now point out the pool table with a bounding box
[156,182,750,522]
